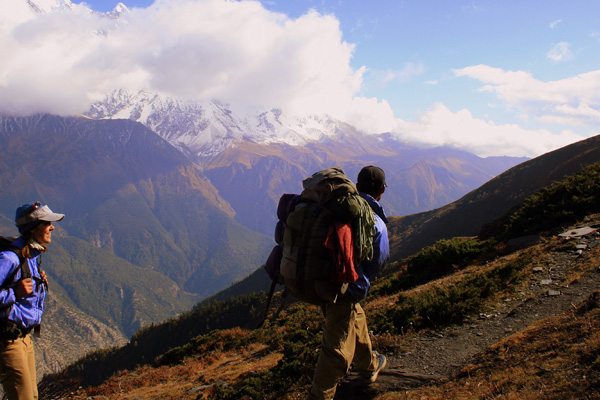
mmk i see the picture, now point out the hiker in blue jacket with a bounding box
[0,202,64,400]
[310,166,390,400]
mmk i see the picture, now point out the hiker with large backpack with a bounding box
[308,166,390,399]
[264,166,390,399]
[0,202,64,400]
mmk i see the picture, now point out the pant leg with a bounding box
[0,336,36,400]
[309,296,361,400]
[24,336,37,400]
[351,302,378,376]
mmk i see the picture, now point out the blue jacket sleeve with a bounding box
[362,216,390,280]
[347,214,390,300]
[0,252,18,307]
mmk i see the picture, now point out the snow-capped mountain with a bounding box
[84,89,529,235]
[85,89,354,158]
[24,0,129,14]
[24,0,73,13]
[1,0,70,28]
[5,0,128,24]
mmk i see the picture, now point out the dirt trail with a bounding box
[335,232,600,399]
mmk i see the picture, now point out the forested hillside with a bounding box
[387,134,600,260]
[0,115,271,335]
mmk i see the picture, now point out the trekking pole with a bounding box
[256,279,278,329]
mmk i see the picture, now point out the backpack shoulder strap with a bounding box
[0,244,31,289]
[15,251,31,281]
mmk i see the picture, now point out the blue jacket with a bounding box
[0,237,46,329]
[347,193,390,300]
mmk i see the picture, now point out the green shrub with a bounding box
[373,237,497,296]
[371,254,529,334]
[200,303,324,399]
[481,161,600,239]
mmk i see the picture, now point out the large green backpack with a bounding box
[266,167,375,310]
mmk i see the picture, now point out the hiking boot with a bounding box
[364,352,386,384]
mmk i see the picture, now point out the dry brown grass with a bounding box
[58,218,600,400]
[378,291,600,400]
[68,332,283,400]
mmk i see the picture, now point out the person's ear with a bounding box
[376,185,385,200]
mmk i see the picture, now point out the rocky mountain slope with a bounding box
[87,90,527,235]
[0,114,271,378]
[36,156,600,398]
[39,223,600,399]
[0,115,270,299]
[387,133,600,260]
[34,295,128,379]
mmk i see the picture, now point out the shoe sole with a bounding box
[365,356,387,384]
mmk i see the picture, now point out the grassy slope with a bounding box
[388,134,600,260]
[45,220,600,400]
[381,283,600,399]
[39,161,600,399]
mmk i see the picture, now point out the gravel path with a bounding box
[335,230,600,399]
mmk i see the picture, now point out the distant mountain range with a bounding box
[86,90,527,235]
[0,115,271,339]
[0,93,526,377]
[387,134,600,260]
[37,133,600,397]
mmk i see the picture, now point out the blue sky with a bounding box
[3,0,599,157]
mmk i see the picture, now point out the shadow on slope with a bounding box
[38,150,600,399]
[388,134,600,261]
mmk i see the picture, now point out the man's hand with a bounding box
[15,278,33,299]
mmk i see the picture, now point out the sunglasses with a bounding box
[30,202,42,212]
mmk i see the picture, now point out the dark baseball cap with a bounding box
[357,166,386,188]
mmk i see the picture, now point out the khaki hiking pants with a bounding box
[0,335,38,400]
[309,295,378,400]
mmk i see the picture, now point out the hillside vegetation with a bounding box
[38,161,600,399]
[388,134,600,260]
[0,114,273,376]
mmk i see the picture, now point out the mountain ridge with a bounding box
[85,89,350,159]
[0,114,272,378]
[387,133,600,260]
[0,102,528,381]
[0,114,268,293]
[37,154,600,399]
[85,90,528,235]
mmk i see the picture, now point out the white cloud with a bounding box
[393,103,584,157]
[381,62,425,84]
[0,0,594,159]
[341,96,397,134]
[547,42,573,62]
[0,0,366,119]
[453,65,600,128]
[550,19,562,29]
